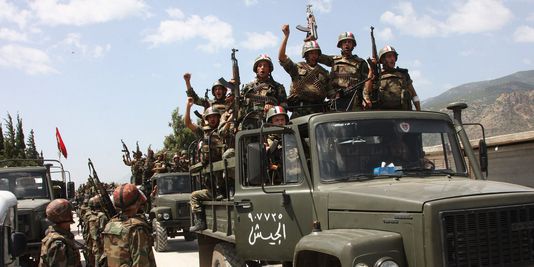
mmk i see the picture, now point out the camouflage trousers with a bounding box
[190,189,212,213]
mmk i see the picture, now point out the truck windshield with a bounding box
[0,172,50,199]
[158,175,191,194]
[315,119,467,182]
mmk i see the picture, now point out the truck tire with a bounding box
[153,220,168,252]
[183,231,197,241]
[211,243,245,267]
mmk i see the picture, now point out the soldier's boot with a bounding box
[189,212,206,232]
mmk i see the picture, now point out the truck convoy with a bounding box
[189,104,534,267]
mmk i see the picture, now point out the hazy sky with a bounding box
[1,0,533,185]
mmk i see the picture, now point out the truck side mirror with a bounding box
[67,181,75,199]
[479,139,488,175]
[10,232,27,257]
[246,143,262,186]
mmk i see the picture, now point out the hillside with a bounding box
[422,70,534,138]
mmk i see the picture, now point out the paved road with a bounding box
[72,213,199,266]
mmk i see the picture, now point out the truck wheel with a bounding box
[184,231,197,241]
[211,243,245,267]
[153,220,168,252]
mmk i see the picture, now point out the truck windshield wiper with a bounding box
[401,167,457,176]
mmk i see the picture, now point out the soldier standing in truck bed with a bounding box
[318,32,369,111]
[279,24,335,118]
[363,45,421,111]
[240,54,287,127]
[123,150,144,185]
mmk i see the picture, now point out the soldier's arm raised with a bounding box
[278,24,290,63]
[183,73,208,108]
[184,97,199,133]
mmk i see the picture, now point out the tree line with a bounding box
[0,113,42,167]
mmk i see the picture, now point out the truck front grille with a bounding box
[441,204,534,267]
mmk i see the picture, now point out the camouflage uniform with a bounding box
[130,157,145,185]
[241,78,287,120]
[102,214,156,267]
[372,67,414,110]
[318,54,369,111]
[186,85,227,112]
[87,210,109,266]
[39,225,82,267]
[280,57,333,118]
[266,134,283,185]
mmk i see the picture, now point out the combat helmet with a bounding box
[379,45,398,63]
[88,195,102,209]
[337,32,357,48]
[253,54,274,73]
[46,198,74,224]
[266,106,289,123]
[211,80,227,97]
[301,40,321,58]
[202,107,221,120]
[112,183,146,210]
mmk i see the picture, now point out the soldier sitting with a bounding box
[279,24,335,118]
[264,106,289,185]
[363,45,421,111]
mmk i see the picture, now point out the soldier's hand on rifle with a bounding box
[282,24,290,37]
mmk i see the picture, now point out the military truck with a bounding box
[149,172,195,252]
[0,191,26,267]
[189,105,534,267]
[0,160,74,266]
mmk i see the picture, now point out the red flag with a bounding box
[55,127,68,159]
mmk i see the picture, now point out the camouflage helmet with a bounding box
[266,106,289,123]
[337,32,357,48]
[202,107,221,120]
[112,183,146,210]
[253,54,274,73]
[301,40,321,58]
[88,195,102,209]
[378,45,398,63]
[46,199,74,224]
[211,80,227,97]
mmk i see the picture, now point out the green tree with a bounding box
[163,107,197,155]
[26,129,39,159]
[15,114,26,159]
[3,113,15,159]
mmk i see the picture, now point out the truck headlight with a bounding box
[157,213,162,219]
[163,213,170,220]
[354,263,369,267]
[375,257,399,267]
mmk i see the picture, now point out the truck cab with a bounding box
[192,110,534,267]
[0,165,55,265]
[150,172,195,252]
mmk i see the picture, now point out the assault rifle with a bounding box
[367,26,380,81]
[88,159,117,218]
[121,139,131,164]
[296,5,318,41]
[231,49,241,125]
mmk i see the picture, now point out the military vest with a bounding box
[289,63,329,103]
[330,55,367,89]
[377,68,412,110]
[200,128,223,163]
[102,215,154,267]
[40,226,81,267]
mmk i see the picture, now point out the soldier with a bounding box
[240,54,287,126]
[124,149,144,185]
[102,184,156,267]
[172,150,190,172]
[87,196,109,267]
[265,106,289,185]
[39,199,82,267]
[318,32,369,111]
[184,72,228,112]
[363,45,421,111]
[152,152,168,174]
[279,24,334,118]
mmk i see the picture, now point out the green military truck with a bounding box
[0,160,74,266]
[190,105,534,267]
[149,172,196,252]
